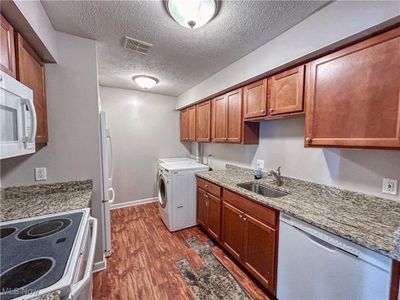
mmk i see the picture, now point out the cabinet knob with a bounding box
[269,108,274,113]
[204,184,208,188]
[261,109,265,113]
[204,193,208,198]
[242,217,247,221]
[305,136,312,144]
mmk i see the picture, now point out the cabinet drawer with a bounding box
[197,178,221,197]
[223,189,276,227]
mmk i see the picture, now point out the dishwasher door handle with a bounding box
[293,225,337,252]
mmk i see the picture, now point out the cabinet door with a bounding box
[0,14,16,78]
[188,106,196,141]
[226,88,243,143]
[180,109,189,141]
[305,28,400,149]
[243,214,276,293]
[15,33,48,144]
[221,202,245,261]
[206,193,221,241]
[267,65,304,116]
[196,188,208,227]
[195,100,211,142]
[243,79,267,119]
[211,95,227,143]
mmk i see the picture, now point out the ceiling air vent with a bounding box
[122,36,153,55]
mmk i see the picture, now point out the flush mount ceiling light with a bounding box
[165,0,219,29]
[132,75,159,90]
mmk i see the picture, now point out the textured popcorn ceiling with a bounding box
[42,0,328,96]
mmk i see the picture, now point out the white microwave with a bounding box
[0,71,37,159]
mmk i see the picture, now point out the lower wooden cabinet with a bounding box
[197,178,278,295]
[196,187,221,241]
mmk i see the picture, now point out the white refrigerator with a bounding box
[100,111,114,257]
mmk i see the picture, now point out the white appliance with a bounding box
[157,162,209,231]
[277,213,392,300]
[158,157,195,165]
[0,71,36,159]
[0,209,97,300]
[100,111,114,257]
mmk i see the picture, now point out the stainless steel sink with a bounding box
[237,182,289,198]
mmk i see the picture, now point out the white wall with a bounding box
[177,1,400,108]
[203,117,400,202]
[99,86,190,204]
[0,32,104,262]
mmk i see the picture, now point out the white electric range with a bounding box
[0,209,97,300]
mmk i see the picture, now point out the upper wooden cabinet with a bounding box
[212,88,243,143]
[15,33,48,144]
[305,27,400,149]
[0,14,16,78]
[267,65,304,116]
[211,95,227,142]
[243,79,267,119]
[180,109,189,141]
[195,100,211,142]
[188,106,196,141]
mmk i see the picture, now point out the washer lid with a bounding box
[159,162,209,171]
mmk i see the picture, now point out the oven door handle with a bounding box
[69,217,97,299]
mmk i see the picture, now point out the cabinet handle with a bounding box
[242,217,247,221]
[261,109,265,113]
[239,214,243,219]
[203,193,208,198]
[305,136,312,144]
[204,184,208,188]
[269,108,274,113]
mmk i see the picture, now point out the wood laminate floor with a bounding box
[93,203,270,300]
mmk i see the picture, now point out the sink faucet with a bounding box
[268,166,283,186]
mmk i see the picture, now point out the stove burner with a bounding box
[0,227,16,239]
[18,219,71,240]
[0,258,54,293]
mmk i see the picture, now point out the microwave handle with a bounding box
[24,98,37,143]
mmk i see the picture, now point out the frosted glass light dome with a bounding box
[132,75,159,89]
[166,0,218,29]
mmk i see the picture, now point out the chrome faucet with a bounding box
[268,166,283,186]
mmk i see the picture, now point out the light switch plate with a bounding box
[35,167,47,181]
[382,178,398,195]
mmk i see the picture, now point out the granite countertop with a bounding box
[0,180,92,222]
[197,165,400,261]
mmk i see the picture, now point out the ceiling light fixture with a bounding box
[165,0,219,29]
[132,75,159,90]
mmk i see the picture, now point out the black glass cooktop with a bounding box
[0,212,83,300]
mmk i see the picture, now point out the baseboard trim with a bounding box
[93,259,107,273]
[110,197,158,210]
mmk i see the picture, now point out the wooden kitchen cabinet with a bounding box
[0,14,16,78]
[243,79,267,119]
[180,108,189,141]
[221,201,245,261]
[195,100,211,142]
[267,65,304,116]
[188,106,196,141]
[211,94,227,142]
[212,88,243,143]
[305,27,400,149]
[15,33,48,144]
[196,186,221,241]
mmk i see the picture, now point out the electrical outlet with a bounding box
[35,167,47,181]
[256,160,264,170]
[382,178,398,195]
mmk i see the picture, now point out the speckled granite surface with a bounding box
[197,165,400,261]
[177,237,249,300]
[0,180,92,222]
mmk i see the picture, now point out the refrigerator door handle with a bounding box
[109,187,115,203]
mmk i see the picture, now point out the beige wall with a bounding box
[99,86,190,205]
[202,117,400,202]
[0,32,104,263]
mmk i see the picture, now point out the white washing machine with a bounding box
[158,157,195,165]
[157,162,209,232]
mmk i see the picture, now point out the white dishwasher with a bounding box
[277,213,392,300]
